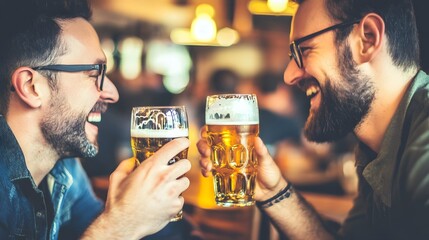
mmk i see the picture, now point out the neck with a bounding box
[6,106,58,186]
[354,61,417,152]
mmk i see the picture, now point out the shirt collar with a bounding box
[50,160,74,188]
[0,115,73,189]
[0,115,32,182]
[361,70,429,206]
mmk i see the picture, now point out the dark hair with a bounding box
[255,72,284,94]
[0,0,92,115]
[208,69,240,94]
[293,0,420,72]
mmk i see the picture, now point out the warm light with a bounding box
[267,0,288,13]
[217,27,240,46]
[170,3,240,47]
[191,13,217,42]
[248,0,298,16]
[195,3,215,18]
[163,74,190,94]
[118,37,144,80]
[170,28,192,44]
[146,40,192,94]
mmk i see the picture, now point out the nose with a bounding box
[100,76,119,103]
[283,59,305,86]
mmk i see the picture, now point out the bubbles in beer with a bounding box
[205,94,259,207]
[207,124,259,207]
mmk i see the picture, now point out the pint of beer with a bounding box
[205,94,259,207]
[130,106,189,221]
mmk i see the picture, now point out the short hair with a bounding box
[254,72,284,94]
[0,0,92,115]
[292,0,420,72]
[208,69,240,94]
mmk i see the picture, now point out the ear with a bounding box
[10,67,43,108]
[352,13,385,64]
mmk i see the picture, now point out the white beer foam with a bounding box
[206,95,259,125]
[205,121,259,125]
[131,129,189,138]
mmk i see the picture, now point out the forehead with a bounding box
[57,18,105,64]
[290,0,333,40]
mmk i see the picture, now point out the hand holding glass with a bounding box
[205,94,259,207]
[131,106,189,221]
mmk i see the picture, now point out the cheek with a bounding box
[65,86,99,113]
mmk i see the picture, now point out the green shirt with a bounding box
[340,70,429,239]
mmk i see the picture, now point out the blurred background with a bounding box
[80,0,428,239]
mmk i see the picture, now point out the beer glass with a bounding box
[130,106,189,221]
[205,94,259,207]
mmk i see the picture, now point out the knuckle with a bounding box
[109,171,120,182]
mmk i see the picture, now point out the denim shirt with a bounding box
[0,115,103,239]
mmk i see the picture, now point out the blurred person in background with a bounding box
[198,0,429,239]
[0,0,193,239]
[254,71,303,155]
[197,68,241,127]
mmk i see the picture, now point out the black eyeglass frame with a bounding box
[32,63,107,91]
[289,19,361,69]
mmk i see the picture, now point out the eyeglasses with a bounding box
[32,63,107,91]
[289,19,360,69]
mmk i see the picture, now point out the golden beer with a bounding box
[131,129,189,165]
[205,94,259,207]
[207,124,259,207]
[130,106,189,221]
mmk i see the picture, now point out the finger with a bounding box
[108,158,136,195]
[147,138,190,166]
[199,157,212,177]
[174,176,191,195]
[167,159,192,180]
[254,137,271,165]
[199,125,208,138]
[254,137,285,191]
[111,158,136,179]
[196,139,211,158]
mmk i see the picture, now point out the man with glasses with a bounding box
[198,0,429,239]
[0,0,192,239]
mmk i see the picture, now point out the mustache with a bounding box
[91,101,108,113]
[297,77,319,92]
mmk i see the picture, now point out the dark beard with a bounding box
[40,92,98,158]
[304,43,375,142]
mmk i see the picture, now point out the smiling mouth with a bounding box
[306,85,320,99]
[87,112,101,123]
[298,77,321,100]
[87,102,107,124]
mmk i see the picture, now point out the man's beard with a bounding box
[40,91,99,158]
[304,43,375,142]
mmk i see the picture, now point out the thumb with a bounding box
[254,137,272,166]
[108,158,137,197]
[254,137,285,194]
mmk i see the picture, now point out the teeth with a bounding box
[306,86,319,97]
[88,112,101,123]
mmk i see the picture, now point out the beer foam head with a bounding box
[131,128,189,138]
[131,106,189,131]
[205,94,259,125]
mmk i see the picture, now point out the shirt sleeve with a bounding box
[58,158,104,239]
